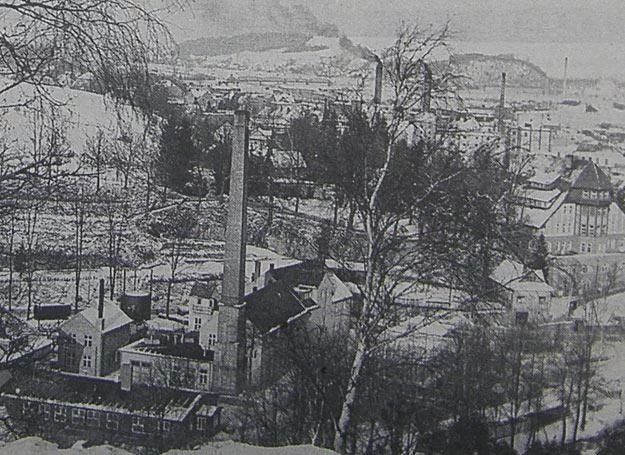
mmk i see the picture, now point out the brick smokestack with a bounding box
[215,110,249,395]
[98,278,105,319]
[373,59,383,105]
[498,72,506,136]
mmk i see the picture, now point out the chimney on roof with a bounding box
[254,260,261,281]
[98,279,105,319]
[373,59,383,105]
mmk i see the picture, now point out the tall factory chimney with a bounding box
[421,62,432,113]
[215,110,249,395]
[373,59,383,105]
[498,72,506,136]
[563,57,568,99]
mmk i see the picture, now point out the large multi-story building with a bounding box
[519,162,625,294]
[521,161,625,255]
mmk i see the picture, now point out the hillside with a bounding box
[442,53,550,89]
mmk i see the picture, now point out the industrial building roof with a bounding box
[244,280,317,335]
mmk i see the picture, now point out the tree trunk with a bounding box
[334,337,367,453]
[7,215,14,311]
[166,279,172,318]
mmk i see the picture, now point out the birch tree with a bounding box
[331,22,517,452]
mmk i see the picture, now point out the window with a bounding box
[71,333,77,343]
[516,295,525,304]
[87,410,100,427]
[208,333,217,346]
[539,296,547,305]
[83,355,92,368]
[84,335,93,347]
[132,416,145,434]
[194,317,202,331]
[54,406,66,423]
[199,369,208,386]
[587,243,593,253]
[71,408,85,425]
[106,413,119,430]
[65,348,76,367]
[196,416,206,431]
[515,311,529,325]
[39,403,51,421]
[22,400,34,414]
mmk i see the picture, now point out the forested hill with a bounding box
[440,53,550,89]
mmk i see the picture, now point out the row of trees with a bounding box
[238,314,602,454]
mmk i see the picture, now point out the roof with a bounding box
[528,171,561,186]
[507,281,554,293]
[490,259,550,291]
[2,368,213,421]
[522,188,561,203]
[570,161,612,191]
[121,339,214,362]
[189,282,216,299]
[265,259,365,289]
[69,302,133,334]
[521,191,567,229]
[244,280,317,335]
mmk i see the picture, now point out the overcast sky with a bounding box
[303,0,625,42]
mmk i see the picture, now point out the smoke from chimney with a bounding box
[98,278,105,319]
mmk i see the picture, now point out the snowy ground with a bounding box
[0,437,337,455]
[511,337,625,453]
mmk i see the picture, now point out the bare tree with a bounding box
[0,0,180,105]
[161,204,198,317]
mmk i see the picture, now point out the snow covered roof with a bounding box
[521,191,567,229]
[490,259,549,290]
[527,171,561,186]
[64,301,132,334]
[522,188,561,203]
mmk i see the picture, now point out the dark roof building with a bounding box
[0,368,220,450]
[244,280,317,335]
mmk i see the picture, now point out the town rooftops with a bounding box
[244,280,317,335]
[570,161,612,191]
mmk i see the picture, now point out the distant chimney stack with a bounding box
[421,62,432,113]
[98,279,105,319]
[498,72,506,136]
[373,60,383,105]
[563,57,568,99]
